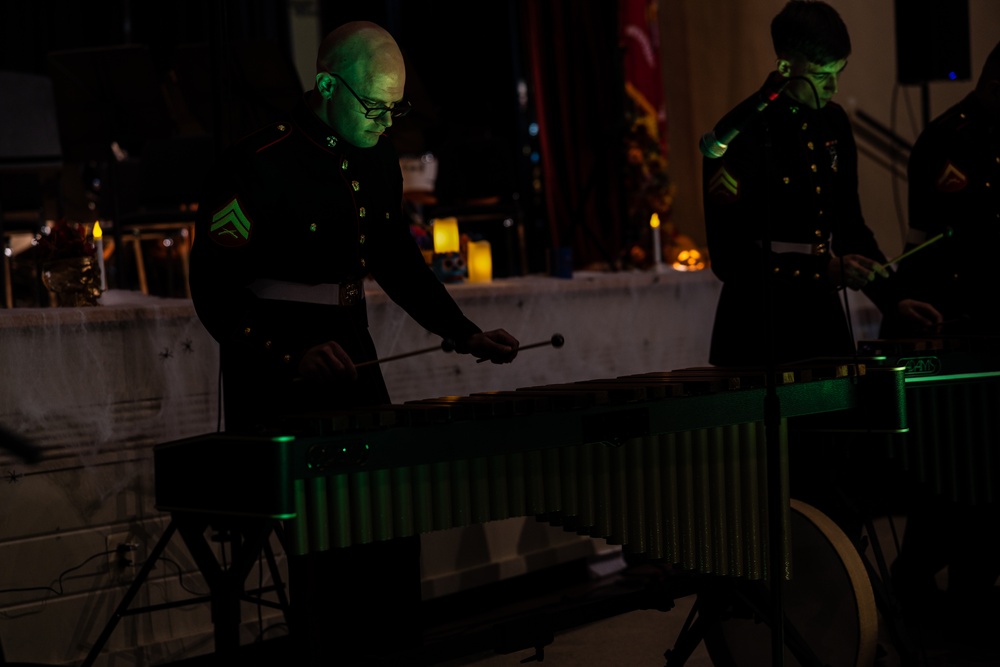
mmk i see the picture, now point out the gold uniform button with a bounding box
[359,207,366,218]
[801,123,808,131]
[282,354,291,364]
[793,270,801,277]
[810,164,817,172]
[244,327,251,335]
[360,258,367,268]
[813,273,821,280]
[815,186,822,194]
[360,234,366,244]
[807,141,815,150]
[352,180,360,191]
[342,159,349,170]
[783,177,790,184]
[815,229,823,237]
[264,340,272,350]
[309,223,317,232]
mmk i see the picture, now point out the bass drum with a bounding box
[702,499,878,667]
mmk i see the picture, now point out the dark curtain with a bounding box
[0,1,288,89]
[519,0,626,270]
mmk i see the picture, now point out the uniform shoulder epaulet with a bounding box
[234,120,294,154]
[932,101,974,136]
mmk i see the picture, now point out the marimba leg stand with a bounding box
[670,499,880,667]
[854,511,925,666]
[81,513,288,667]
[664,580,830,667]
[824,475,926,665]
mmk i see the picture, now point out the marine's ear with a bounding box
[316,71,336,98]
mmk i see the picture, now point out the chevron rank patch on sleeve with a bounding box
[707,164,740,203]
[210,197,253,247]
[935,161,969,193]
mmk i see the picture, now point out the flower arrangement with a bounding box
[620,101,709,272]
[621,83,676,270]
[36,219,97,262]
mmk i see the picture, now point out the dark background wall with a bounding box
[0,0,628,277]
[320,1,524,157]
[0,0,523,167]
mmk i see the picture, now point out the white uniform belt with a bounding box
[760,240,824,254]
[248,279,365,306]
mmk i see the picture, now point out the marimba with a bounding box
[155,362,904,581]
[120,363,905,666]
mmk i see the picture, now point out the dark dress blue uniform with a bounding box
[190,94,481,433]
[189,92,482,664]
[881,92,1000,338]
[703,81,902,366]
[879,91,1000,637]
[702,79,910,538]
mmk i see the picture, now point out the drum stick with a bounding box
[477,333,564,363]
[868,227,953,279]
[356,338,455,368]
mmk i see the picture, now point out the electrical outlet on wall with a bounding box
[106,531,141,574]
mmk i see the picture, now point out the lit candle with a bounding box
[650,212,662,267]
[432,217,460,254]
[92,220,107,292]
[467,240,493,283]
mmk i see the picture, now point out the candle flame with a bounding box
[649,213,660,229]
[92,220,103,240]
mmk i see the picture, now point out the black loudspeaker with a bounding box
[895,0,972,84]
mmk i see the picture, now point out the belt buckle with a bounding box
[339,280,363,306]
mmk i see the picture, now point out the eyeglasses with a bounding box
[330,73,412,119]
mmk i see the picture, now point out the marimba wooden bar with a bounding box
[155,362,903,581]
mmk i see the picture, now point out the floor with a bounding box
[163,514,1000,667]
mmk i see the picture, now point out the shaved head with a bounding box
[312,21,407,147]
[316,21,405,89]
